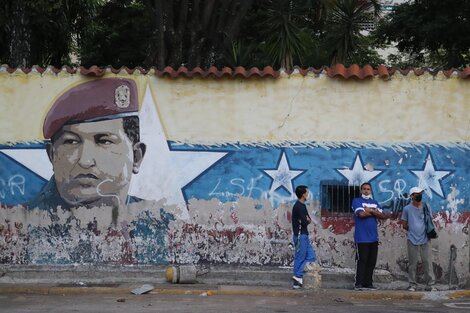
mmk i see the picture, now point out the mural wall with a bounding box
[0,68,469,284]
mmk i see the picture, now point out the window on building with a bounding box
[321,181,361,215]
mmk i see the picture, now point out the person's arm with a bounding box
[425,202,433,217]
[301,206,311,225]
[401,207,409,230]
[352,198,372,218]
[357,209,373,218]
[370,205,386,219]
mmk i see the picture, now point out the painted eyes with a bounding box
[63,138,79,145]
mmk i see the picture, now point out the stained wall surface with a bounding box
[0,69,468,284]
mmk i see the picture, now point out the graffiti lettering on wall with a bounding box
[0,175,25,199]
[378,178,409,215]
[209,175,265,200]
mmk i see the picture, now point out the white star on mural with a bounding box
[0,149,52,180]
[411,154,450,199]
[263,152,304,195]
[128,86,227,206]
[337,155,382,186]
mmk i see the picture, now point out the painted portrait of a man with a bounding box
[26,78,146,211]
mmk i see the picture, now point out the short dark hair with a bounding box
[123,116,140,144]
[50,116,140,145]
[295,185,308,199]
[360,182,371,190]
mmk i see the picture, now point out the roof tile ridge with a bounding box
[376,64,390,79]
[80,65,105,76]
[459,67,470,78]
[327,64,346,78]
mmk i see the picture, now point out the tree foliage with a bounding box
[376,0,470,69]
[80,0,153,68]
[324,0,381,65]
[143,0,255,69]
[226,0,334,69]
[0,0,102,67]
[2,0,468,69]
[250,0,331,69]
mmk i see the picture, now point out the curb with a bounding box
[0,286,469,300]
[346,291,424,300]
[0,286,130,295]
[448,290,470,299]
[0,286,302,297]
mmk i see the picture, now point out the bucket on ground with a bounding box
[165,265,209,284]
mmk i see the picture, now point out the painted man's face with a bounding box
[47,118,144,207]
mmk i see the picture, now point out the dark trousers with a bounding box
[355,242,378,287]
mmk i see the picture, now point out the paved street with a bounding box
[1,292,470,313]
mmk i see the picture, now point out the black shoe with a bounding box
[407,286,416,292]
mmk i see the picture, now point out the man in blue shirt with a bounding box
[291,185,316,289]
[352,182,386,290]
[401,186,436,291]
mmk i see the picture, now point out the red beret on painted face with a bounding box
[43,78,139,139]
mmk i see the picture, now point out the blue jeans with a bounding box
[293,234,316,278]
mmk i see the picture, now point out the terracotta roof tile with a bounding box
[220,67,234,77]
[2,64,470,79]
[376,65,390,79]
[327,64,374,79]
[442,68,459,78]
[413,68,426,76]
[79,65,105,76]
[459,67,470,78]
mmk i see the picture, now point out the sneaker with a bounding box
[407,286,416,292]
[363,285,377,290]
[354,285,365,291]
[292,276,303,287]
[292,280,301,289]
[425,286,437,292]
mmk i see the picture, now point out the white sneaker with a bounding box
[292,276,303,287]
[407,286,416,292]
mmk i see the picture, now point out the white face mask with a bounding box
[362,194,372,199]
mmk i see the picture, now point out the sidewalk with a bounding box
[0,264,468,300]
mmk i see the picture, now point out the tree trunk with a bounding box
[7,0,31,67]
[146,0,254,69]
[187,0,204,68]
[153,0,166,69]
[168,0,188,67]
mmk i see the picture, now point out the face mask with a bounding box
[414,194,423,202]
[362,194,372,199]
